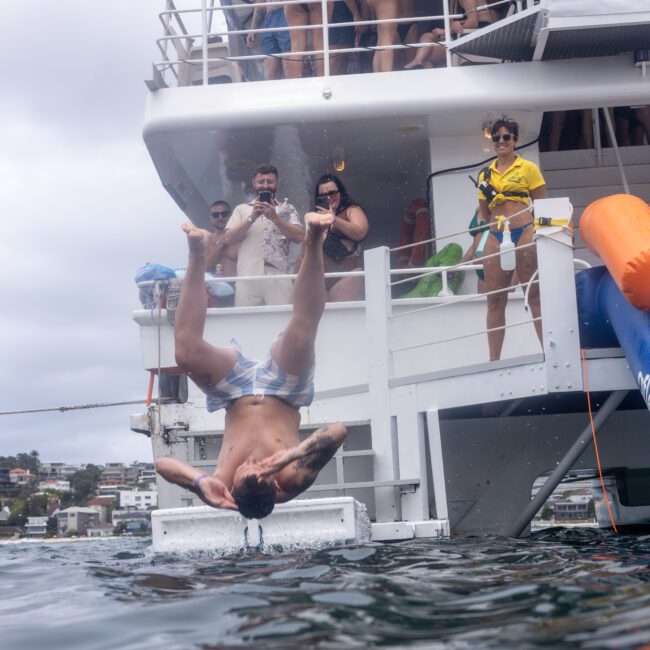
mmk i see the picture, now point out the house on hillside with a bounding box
[25,517,49,538]
[9,468,35,486]
[57,507,99,536]
[112,509,151,531]
[86,496,115,523]
[554,494,594,522]
[38,479,71,492]
[40,462,82,481]
[119,489,157,510]
[87,522,115,538]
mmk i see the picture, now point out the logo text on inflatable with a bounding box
[638,372,650,410]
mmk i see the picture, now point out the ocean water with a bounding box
[1,529,650,649]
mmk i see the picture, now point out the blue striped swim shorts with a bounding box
[202,337,315,412]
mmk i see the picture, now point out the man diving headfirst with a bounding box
[155,212,347,519]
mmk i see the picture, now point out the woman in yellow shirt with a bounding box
[477,119,547,361]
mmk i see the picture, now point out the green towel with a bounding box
[404,243,465,298]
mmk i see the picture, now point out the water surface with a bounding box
[2,528,650,649]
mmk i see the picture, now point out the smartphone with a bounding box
[258,190,273,204]
[316,195,330,210]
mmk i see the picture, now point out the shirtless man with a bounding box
[155,212,347,519]
[205,200,238,279]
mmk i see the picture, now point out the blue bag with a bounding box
[135,263,177,308]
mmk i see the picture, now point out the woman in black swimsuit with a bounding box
[314,174,369,301]
[404,0,499,69]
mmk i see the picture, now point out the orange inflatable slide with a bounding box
[577,193,650,412]
[580,194,650,312]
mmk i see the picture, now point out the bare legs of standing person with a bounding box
[284,2,333,78]
[482,229,542,361]
[366,0,400,72]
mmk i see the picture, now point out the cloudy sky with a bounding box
[1,2,193,464]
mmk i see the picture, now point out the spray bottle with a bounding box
[496,216,515,271]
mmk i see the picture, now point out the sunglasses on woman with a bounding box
[491,133,514,143]
[318,189,340,198]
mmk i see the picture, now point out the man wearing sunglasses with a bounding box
[205,200,238,280]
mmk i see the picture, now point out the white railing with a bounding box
[152,0,525,87]
[365,199,577,380]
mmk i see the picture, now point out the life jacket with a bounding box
[477,166,529,204]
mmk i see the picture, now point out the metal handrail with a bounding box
[152,0,519,86]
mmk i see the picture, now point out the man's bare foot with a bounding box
[304,211,333,244]
[181,222,212,255]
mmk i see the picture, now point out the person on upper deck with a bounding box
[311,174,369,301]
[403,0,499,70]
[282,1,365,77]
[156,215,347,519]
[365,0,420,72]
[247,0,292,80]
[329,0,367,75]
[224,163,303,307]
[284,1,332,78]
[477,119,547,361]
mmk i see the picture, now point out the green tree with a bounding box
[0,455,18,469]
[69,465,102,503]
[16,451,40,475]
[27,494,49,517]
[8,499,28,526]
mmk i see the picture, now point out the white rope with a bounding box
[392,317,542,353]
[392,278,539,320]
[390,203,535,255]
[523,270,539,313]
[390,240,537,288]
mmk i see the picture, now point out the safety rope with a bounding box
[392,277,539,320]
[392,316,542,353]
[0,400,150,416]
[580,348,618,533]
[390,239,537,288]
[390,202,536,254]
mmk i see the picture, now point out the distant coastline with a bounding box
[0,535,144,545]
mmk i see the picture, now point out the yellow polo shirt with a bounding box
[477,156,546,209]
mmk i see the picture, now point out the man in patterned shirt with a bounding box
[224,163,303,306]
[155,213,347,519]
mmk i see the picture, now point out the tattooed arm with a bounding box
[256,423,348,488]
[155,458,238,510]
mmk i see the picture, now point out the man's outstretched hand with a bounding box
[195,476,238,511]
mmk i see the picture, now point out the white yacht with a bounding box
[133,0,650,546]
